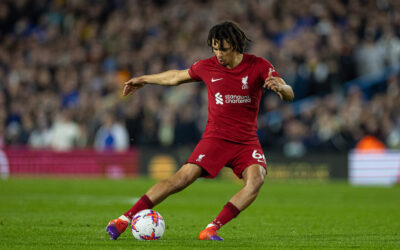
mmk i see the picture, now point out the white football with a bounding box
[131,209,165,240]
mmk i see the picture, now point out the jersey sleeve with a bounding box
[257,57,281,81]
[188,60,203,81]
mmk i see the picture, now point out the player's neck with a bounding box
[226,53,243,69]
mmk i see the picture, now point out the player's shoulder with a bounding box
[245,53,271,65]
[191,56,215,67]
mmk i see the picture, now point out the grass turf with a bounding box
[0,178,399,249]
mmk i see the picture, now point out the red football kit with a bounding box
[186,53,281,178]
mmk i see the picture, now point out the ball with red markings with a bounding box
[131,209,165,240]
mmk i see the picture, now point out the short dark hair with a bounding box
[207,21,251,53]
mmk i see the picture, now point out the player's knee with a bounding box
[253,176,264,191]
[246,175,264,194]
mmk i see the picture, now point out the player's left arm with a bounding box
[263,71,294,101]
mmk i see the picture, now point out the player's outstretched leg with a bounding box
[199,164,266,241]
[106,164,202,240]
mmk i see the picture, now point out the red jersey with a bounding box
[188,53,281,144]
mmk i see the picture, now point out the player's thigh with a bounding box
[186,138,233,178]
[230,144,267,179]
[172,163,203,184]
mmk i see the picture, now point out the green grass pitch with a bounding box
[0,178,399,249]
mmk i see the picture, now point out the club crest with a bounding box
[242,76,248,89]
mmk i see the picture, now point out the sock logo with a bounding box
[212,220,223,228]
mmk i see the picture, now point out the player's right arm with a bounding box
[123,69,193,96]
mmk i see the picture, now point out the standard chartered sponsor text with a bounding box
[224,95,251,104]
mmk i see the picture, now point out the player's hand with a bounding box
[263,70,282,93]
[123,77,146,96]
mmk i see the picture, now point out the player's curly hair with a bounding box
[207,21,251,53]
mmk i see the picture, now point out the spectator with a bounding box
[48,110,85,151]
[28,113,51,149]
[94,112,129,152]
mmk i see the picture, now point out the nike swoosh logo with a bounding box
[211,78,223,82]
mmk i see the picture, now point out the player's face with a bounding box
[212,39,238,67]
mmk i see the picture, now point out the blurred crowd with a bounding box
[1,0,400,154]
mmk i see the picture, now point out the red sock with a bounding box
[124,195,154,220]
[212,202,240,229]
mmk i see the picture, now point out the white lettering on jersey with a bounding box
[215,92,223,105]
[225,95,251,104]
[252,150,266,163]
[242,76,248,89]
[211,78,223,82]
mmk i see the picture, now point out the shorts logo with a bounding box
[196,154,206,162]
[242,76,248,89]
[252,150,266,163]
[215,92,223,105]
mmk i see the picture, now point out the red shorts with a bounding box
[186,138,267,179]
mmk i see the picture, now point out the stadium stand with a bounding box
[0,0,399,156]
